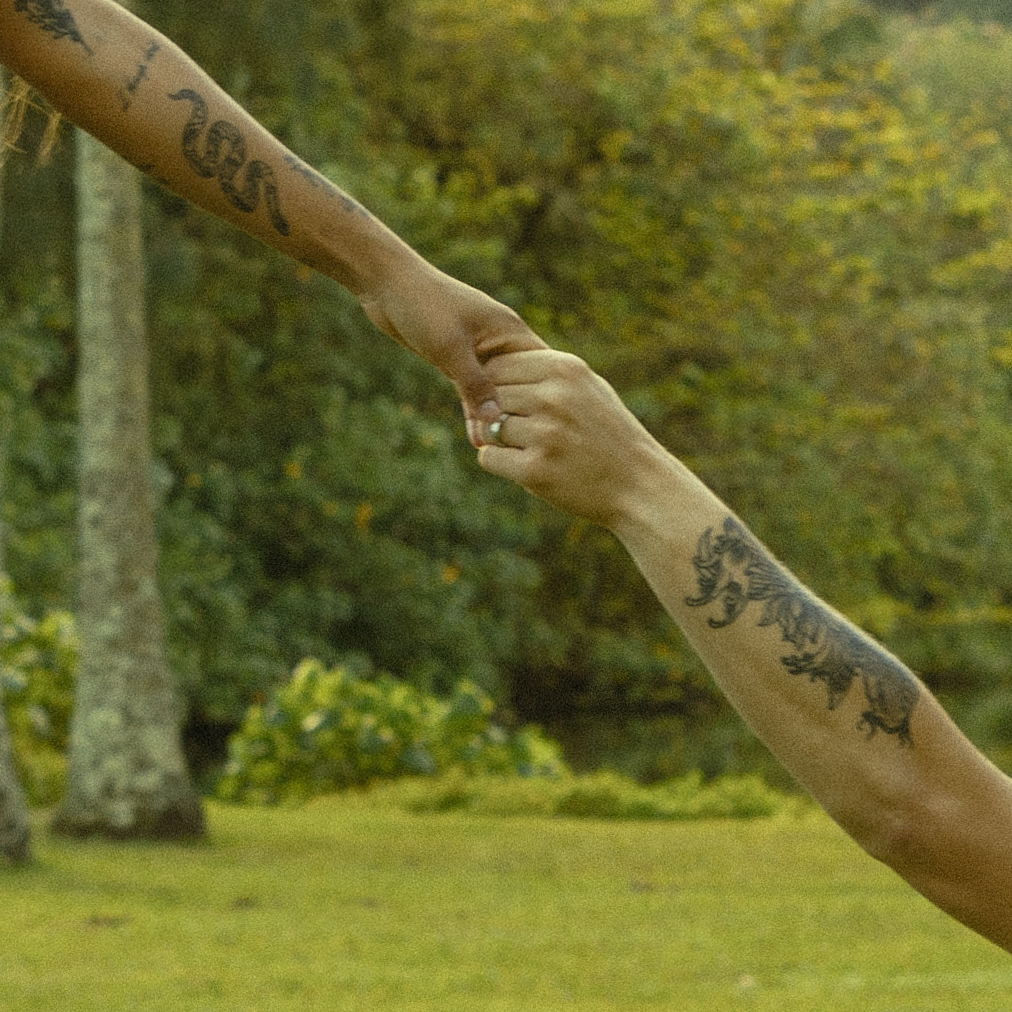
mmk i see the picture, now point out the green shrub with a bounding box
[216,658,567,804]
[0,577,77,806]
[390,767,562,817]
[393,768,785,821]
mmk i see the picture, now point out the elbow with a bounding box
[841,786,1012,951]
[834,790,947,878]
[852,805,925,871]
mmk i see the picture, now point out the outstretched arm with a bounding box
[0,0,545,441]
[479,349,1012,953]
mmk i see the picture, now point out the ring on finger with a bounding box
[487,413,510,447]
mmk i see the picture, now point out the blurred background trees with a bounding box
[3,0,1012,791]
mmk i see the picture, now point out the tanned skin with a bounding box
[0,0,546,443]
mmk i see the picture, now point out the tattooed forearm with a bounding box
[168,89,290,236]
[283,154,372,219]
[14,0,91,53]
[686,516,919,745]
[120,40,161,111]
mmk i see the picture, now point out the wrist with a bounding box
[352,237,432,303]
[354,247,445,333]
[609,444,725,560]
[292,184,428,301]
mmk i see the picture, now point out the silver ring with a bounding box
[487,414,509,447]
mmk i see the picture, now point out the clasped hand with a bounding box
[476,350,668,533]
[360,264,549,447]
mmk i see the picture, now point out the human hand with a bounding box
[476,350,668,530]
[360,261,547,447]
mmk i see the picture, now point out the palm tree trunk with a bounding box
[1,62,9,572]
[51,129,204,839]
[0,67,32,864]
[0,711,30,863]
[0,689,30,863]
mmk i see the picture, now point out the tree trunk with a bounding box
[0,67,32,864]
[51,130,204,839]
[0,701,30,863]
[1,62,9,572]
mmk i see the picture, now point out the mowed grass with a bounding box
[2,796,1009,1011]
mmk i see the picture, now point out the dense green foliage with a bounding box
[0,577,75,805]
[4,0,1012,778]
[217,658,565,804]
[872,0,1012,24]
[388,766,785,819]
[0,598,773,818]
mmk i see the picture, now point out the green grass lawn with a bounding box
[2,796,1009,1011]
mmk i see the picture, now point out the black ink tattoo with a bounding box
[283,154,372,219]
[686,516,919,745]
[168,89,290,237]
[14,0,91,53]
[120,40,161,111]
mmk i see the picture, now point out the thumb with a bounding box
[453,354,504,449]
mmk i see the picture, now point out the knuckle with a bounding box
[552,352,591,382]
[484,302,529,338]
[497,304,525,328]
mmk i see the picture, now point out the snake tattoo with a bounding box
[169,89,290,237]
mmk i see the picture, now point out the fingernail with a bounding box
[466,418,483,448]
[478,399,501,423]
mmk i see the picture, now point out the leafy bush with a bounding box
[0,577,77,805]
[392,768,785,821]
[216,658,567,804]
